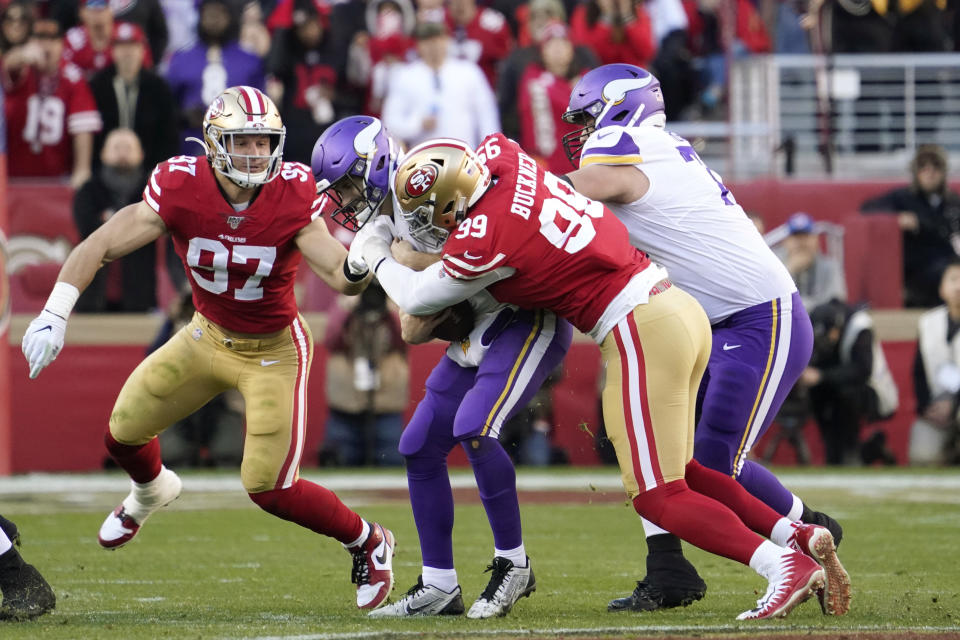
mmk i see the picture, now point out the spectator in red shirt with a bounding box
[63,0,153,79]
[446,0,512,87]
[3,18,102,186]
[570,0,657,68]
[517,21,582,174]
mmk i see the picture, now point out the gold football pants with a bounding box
[599,285,712,498]
[108,312,314,493]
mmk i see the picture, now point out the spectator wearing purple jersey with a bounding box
[165,0,265,153]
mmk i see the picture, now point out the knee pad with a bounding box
[399,392,457,458]
[693,437,736,476]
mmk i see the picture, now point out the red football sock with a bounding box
[104,432,162,483]
[632,478,764,565]
[684,459,781,537]
[249,479,364,544]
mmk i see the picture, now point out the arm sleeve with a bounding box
[375,257,513,315]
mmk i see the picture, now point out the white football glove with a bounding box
[346,221,377,277]
[21,310,68,379]
[360,216,396,272]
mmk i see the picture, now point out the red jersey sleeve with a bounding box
[63,64,102,135]
[142,155,204,231]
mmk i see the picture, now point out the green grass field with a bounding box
[0,467,958,639]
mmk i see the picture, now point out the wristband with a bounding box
[44,282,80,319]
[342,258,368,283]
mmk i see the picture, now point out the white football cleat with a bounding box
[351,522,395,609]
[98,467,182,549]
[466,556,536,619]
[368,576,464,617]
[737,548,823,620]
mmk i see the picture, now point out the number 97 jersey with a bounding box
[144,156,323,333]
[441,134,657,339]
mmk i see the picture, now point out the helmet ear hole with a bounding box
[612,110,629,122]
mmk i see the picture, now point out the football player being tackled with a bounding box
[352,134,849,620]
[20,87,397,611]
[312,116,571,618]
[561,64,848,616]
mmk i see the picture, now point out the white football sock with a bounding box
[495,544,527,567]
[641,518,670,537]
[0,529,11,555]
[344,520,371,550]
[786,495,804,522]
[422,566,458,592]
[769,517,796,547]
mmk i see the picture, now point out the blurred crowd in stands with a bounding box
[4,0,960,469]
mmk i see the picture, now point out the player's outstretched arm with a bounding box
[565,163,650,204]
[296,217,371,295]
[21,200,167,379]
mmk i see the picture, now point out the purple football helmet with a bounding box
[311,116,399,232]
[561,64,665,164]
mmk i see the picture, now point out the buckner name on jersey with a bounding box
[441,134,664,340]
[143,156,324,333]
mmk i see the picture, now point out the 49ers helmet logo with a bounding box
[405,164,438,198]
[206,97,226,120]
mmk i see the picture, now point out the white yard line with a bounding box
[237,624,960,640]
[0,470,958,495]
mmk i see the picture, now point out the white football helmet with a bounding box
[195,86,286,189]
[393,138,490,251]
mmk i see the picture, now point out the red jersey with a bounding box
[447,7,512,88]
[144,157,323,333]
[4,63,102,178]
[440,134,653,335]
[62,24,154,77]
[569,5,656,67]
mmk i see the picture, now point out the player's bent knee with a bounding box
[693,437,736,475]
[240,458,280,494]
[631,479,688,524]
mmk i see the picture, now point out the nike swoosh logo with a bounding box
[374,543,389,566]
[36,326,53,333]
[260,359,280,366]
[722,343,742,351]
[463,252,482,260]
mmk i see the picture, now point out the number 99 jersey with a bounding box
[440,133,664,341]
[143,156,324,333]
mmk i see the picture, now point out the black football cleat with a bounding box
[0,562,56,621]
[608,551,707,611]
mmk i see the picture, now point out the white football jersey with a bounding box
[387,195,512,368]
[579,125,797,324]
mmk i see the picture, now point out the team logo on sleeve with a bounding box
[404,165,438,197]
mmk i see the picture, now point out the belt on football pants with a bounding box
[648,279,672,296]
[195,313,290,352]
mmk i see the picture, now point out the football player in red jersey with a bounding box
[353,134,845,621]
[20,86,397,612]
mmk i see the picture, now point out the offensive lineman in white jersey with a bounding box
[311,117,571,618]
[561,64,849,615]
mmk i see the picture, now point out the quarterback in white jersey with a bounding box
[312,118,571,618]
[562,64,846,614]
